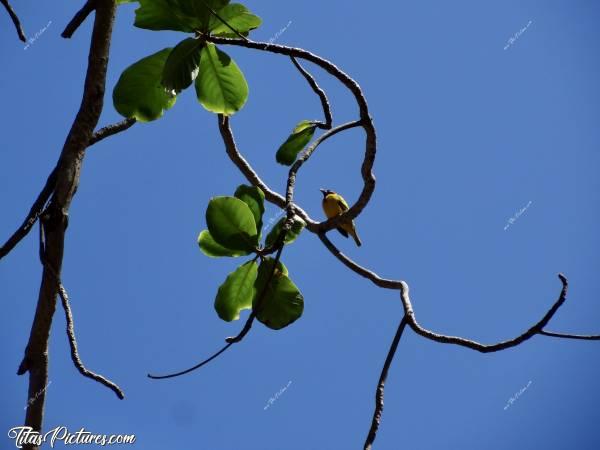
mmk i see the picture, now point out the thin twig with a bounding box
[89,118,137,146]
[364,316,408,450]
[37,218,124,399]
[61,0,96,39]
[1,0,26,42]
[0,167,57,261]
[290,56,333,129]
[539,330,600,341]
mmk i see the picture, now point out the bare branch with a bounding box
[1,0,26,43]
[539,330,600,341]
[147,343,234,380]
[89,118,136,146]
[0,168,57,261]
[364,315,407,450]
[61,0,95,39]
[401,274,569,352]
[290,56,333,129]
[57,280,125,399]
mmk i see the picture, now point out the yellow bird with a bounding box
[320,188,362,247]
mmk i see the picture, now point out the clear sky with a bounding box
[1,1,599,449]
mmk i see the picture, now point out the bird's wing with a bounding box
[334,195,349,211]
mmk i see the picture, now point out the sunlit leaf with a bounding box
[275,120,316,165]
[161,38,204,92]
[113,48,177,122]
[208,3,262,37]
[234,185,265,234]
[253,258,303,330]
[215,260,258,321]
[198,230,249,257]
[195,43,249,115]
[206,196,258,252]
[264,217,305,248]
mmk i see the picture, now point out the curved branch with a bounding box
[89,118,136,146]
[539,330,600,341]
[57,280,124,399]
[1,0,26,43]
[290,56,333,129]
[364,315,408,450]
[286,120,363,205]
[208,36,376,233]
[61,0,95,39]
[401,274,569,353]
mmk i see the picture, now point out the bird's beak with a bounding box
[319,188,327,196]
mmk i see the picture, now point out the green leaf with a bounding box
[118,0,136,4]
[264,217,305,248]
[162,38,204,92]
[253,259,303,330]
[174,0,229,33]
[113,48,177,122]
[198,230,249,257]
[275,121,317,165]
[206,196,258,252]
[134,0,197,32]
[208,3,262,37]
[195,43,249,115]
[234,185,265,234]
[215,260,258,321]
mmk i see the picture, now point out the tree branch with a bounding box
[290,56,333,129]
[286,120,363,205]
[17,1,117,445]
[0,168,57,261]
[207,36,376,233]
[1,0,26,43]
[37,220,124,399]
[364,315,407,450]
[61,0,96,39]
[539,330,600,341]
[89,117,136,146]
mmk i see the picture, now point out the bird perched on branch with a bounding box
[320,188,362,247]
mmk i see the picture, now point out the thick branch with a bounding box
[1,0,26,42]
[18,1,117,445]
[364,316,408,450]
[290,56,333,129]
[61,0,95,39]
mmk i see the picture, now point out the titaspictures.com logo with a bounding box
[7,426,136,448]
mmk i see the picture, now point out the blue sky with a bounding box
[1,1,599,449]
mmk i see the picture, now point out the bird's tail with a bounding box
[350,227,362,247]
